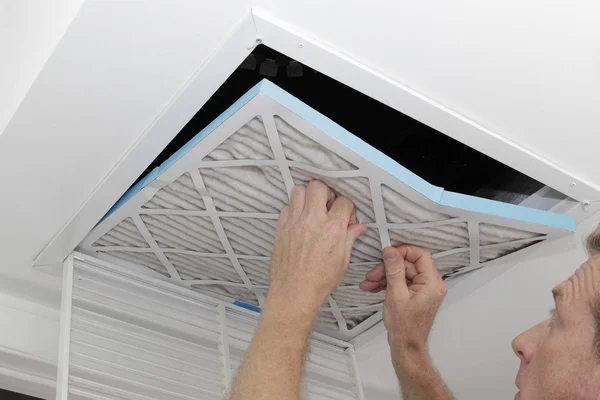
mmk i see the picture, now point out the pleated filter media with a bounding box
[79,80,575,340]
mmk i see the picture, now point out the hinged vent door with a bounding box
[56,253,363,400]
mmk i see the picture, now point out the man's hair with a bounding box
[586,224,600,256]
[586,225,600,357]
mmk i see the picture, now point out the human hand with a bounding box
[268,180,367,313]
[359,246,447,356]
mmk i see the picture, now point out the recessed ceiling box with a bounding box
[31,12,589,346]
[78,79,575,341]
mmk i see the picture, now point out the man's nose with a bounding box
[512,320,547,364]
[512,333,530,363]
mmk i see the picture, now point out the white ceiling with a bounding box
[1,0,599,301]
[0,3,599,396]
[253,0,600,191]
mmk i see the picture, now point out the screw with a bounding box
[255,38,263,44]
[298,43,304,48]
[570,182,577,187]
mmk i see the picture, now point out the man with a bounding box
[229,181,600,400]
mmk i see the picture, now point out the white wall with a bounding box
[357,212,600,400]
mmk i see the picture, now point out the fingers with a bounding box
[365,260,417,284]
[305,180,335,215]
[289,185,306,218]
[359,279,386,293]
[277,206,290,228]
[348,208,357,225]
[326,190,337,212]
[382,247,409,298]
[397,245,441,282]
[345,223,367,257]
[328,196,356,223]
[365,263,385,282]
[359,280,381,291]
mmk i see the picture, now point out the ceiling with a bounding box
[0,0,599,305]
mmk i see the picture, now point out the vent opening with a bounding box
[136,44,559,205]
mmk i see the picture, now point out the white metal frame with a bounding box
[34,9,593,270]
[56,252,363,400]
[56,254,74,400]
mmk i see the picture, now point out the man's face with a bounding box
[512,256,600,400]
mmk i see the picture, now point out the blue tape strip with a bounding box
[233,300,261,313]
[101,167,162,222]
[440,191,576,231]
[102,78,575,232]
[257,80,575,232]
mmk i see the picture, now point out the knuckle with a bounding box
[308,179,326,190]
[336,196,354,209]
[324,220,342,234]
[292,184,306,195]
[440,282,448,296]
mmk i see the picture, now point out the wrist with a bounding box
[267,285,326,315]
[388,332,429,364]
[264,290,323,328]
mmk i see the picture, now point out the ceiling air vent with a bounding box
[78,76,574,341]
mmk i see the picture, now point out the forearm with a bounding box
[229,294,319,400]
[391,344,455,400]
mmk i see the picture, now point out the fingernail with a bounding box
[383,247,397,261]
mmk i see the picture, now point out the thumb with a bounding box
[346,224,367,255]
[383,247,409,298]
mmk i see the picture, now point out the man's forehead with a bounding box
[551,255,600,303]
[588,254,600,268]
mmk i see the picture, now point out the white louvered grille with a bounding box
[56,253,363,400]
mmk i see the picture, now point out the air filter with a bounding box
[79,80,575,340]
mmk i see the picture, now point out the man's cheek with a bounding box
[528,348,563,398]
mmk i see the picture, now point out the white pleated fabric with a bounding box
[143,173,205,210]
[203,117,273,161]
[275,116,357,171]
[202,167,288,213]
[140,214,224,253]
[166,253,242,282]
[93,218,148,248]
